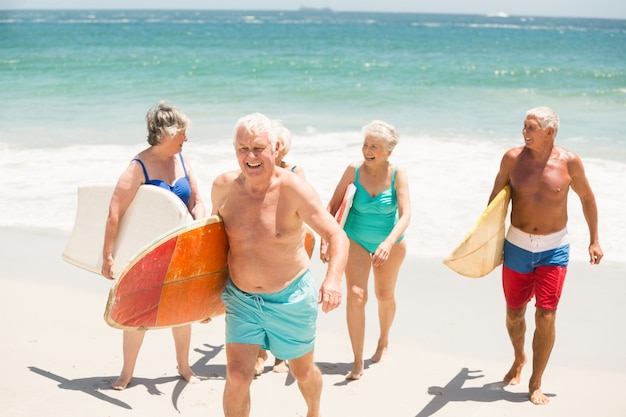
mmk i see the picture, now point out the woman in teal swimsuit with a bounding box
[322,120,411,380]
[102,101,206,390]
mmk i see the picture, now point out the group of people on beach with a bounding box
[101,101,602,416]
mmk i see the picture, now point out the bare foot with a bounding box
[530,388,550,405]
[272,359,289,373]
[503,355,526,385]
[255,350,268,376]
[370,345,388,363]
[112,375,131,390]
[345,362,364,380]
[178,367,201,384]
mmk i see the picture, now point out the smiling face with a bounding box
[362,135,391,165]
[234,125,276,179]
[522,115,554,150]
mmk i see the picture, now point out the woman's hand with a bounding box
[372,241,392,267]
[101,255,115,280]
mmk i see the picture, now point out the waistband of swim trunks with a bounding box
[506,225,570,253]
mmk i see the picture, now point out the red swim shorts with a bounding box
[502,265,567,311]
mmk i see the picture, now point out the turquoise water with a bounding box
[2,10,624,147]
[1,10,624,260]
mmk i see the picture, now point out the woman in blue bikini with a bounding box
[102,101,206,390]
[322,120,411,380]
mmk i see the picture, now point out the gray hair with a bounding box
[362,120,399,152]
[527,106,560,138]
[272,119,292,153]
[234,113,277,146]
[146,101,190,146]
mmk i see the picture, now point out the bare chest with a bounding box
[220,187,299,242]
[510,158,571,201]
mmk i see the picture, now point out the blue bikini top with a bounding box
[132,153,191,206]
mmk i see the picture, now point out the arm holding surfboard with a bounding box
[443,185,511,278]
[323,120,411,381]
[100,101,205,391]
[102,107,205,279]
[482,106,602,404]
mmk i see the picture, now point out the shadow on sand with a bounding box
[28,342,225,412]
[415,367,554,416]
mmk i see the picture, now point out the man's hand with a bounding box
[318,280,342,313]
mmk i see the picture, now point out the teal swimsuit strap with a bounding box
[355,163,397,189]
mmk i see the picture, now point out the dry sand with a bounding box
[1,227,624,416]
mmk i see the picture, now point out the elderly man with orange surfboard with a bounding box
[211,112,349,417]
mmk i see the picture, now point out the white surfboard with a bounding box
[335,183,356,228]
[443,185,511,278]
[62,184,192,278]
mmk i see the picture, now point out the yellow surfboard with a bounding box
[443,186,511,278]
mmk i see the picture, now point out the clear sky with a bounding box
[2,0,625,20]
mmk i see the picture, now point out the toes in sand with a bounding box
[111,375,131,391]
[530,388,550,405]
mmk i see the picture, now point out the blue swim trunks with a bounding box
[503,226,570,273]
[221,270,318,360]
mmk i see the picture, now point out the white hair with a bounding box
[362,120,399,152]
[527,106,560,137]
[272,119,292,153]
[233,112,277,146]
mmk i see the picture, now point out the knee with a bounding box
[506,308,526,324]
[290,363,320,383]
[347,285,367,306]
[535,309,556,327]
[226,365,254,388]
[375,289,395,303]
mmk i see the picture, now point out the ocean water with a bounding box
[1,10,624,262]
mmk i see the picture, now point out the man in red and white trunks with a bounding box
[487,106,603,405]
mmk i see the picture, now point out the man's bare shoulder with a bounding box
[213,169,242,186]
[275,165,305,188]
[504,146,525,159]
[555,146,586,174]
[553,145,579,160]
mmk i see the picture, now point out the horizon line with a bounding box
[0,8,625,21]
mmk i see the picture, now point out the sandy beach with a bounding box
[1,227,624,417]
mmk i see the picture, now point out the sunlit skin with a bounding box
[211,117,349,417]
[255,132,306,376]
[322,130,411,381]
[488,111,602,405]
[102,124,206,390]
